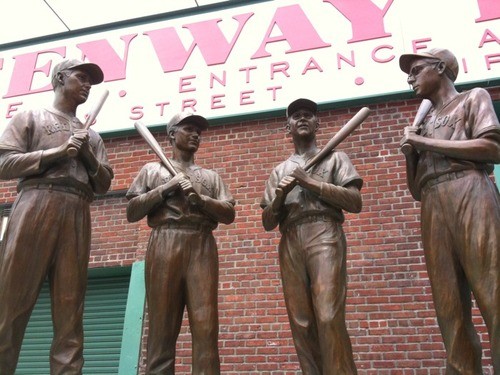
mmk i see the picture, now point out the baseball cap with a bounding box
[167,111,209,132]
[51,59,104,85]
[286,98,318,118]
[399,48,459,81]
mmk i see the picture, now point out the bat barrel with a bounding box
[303,106,370,170]
[275,106,371,200]
[66,89,109,157]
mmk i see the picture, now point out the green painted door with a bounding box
[16,273,130,374]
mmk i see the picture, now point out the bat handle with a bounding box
[182,184,203,206]
[275,187,284,199]
[401,126,419,155]
[67,147,78,157]
[275,175,299,199]
[67,121,91,157]
[187,191,202,205]
[401,143,414,155]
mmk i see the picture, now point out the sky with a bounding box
[0,0,227,45]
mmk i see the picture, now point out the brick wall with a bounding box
[1,88,499,374]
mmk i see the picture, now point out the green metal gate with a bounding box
[16,272,130,374]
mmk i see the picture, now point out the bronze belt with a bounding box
[282,214,335,233]
[421,170,469,194]
[21,183,93,202]
[161,221,211,231]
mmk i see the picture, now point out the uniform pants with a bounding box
[145,226,220,375]
[421,170,500,374]
[0,189,91,375]
[279,218,357,375]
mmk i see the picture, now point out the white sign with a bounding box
[0,0,499,134]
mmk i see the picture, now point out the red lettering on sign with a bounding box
[240,90,254,105]
[485,54,500,70]
[4,48,65,98]
[475,0,500,22]
[145,13,253,73]
[182,99,197,111]
[479,29,500,47]
[6,102,22,118]
[322,0,394,43]
[179,75,196,93]
[211,94,225,109]
[77,34,137,81]
[252,5,330,59]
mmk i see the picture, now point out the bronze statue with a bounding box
[0,59,113,374]
[261,98,362,374]
[399,48,500,373]
[126,112,235,374]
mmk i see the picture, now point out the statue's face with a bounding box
[59,69,93,105]
[406,58,441,98]
[171,123,202,153]
[287,108,319,140]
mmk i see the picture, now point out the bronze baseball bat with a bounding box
[304,106,370,170]
[68,89,109,157]
[401,99,433,155]
[276,106,371,198]
[134,121,200,204]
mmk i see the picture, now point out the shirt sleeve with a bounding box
[260,167,280,209]
[0,111,34,152]
[0,111,44,179]
[89,129,114,178]
[466,88,500,140]
[126,164,152,199]
[212,171,235,205]
[330,151,363,190]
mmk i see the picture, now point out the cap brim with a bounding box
[178,114,209,130]
[69,63,104,84]
[287,98,317,117]
[399,53,439,74]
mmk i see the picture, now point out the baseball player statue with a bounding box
[399,48,500,373]
[261,98,362,374]
[126,111,235,374]
[0,59,113,374]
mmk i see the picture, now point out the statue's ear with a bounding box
[57,72,65,85]
[437,61,446,76]
[167,129,176,143]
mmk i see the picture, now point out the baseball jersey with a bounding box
[126,161,235,229]
[415,87,500,189]
[261,150,362,230]
[0,107,112,197]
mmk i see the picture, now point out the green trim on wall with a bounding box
[118,261,146,375]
